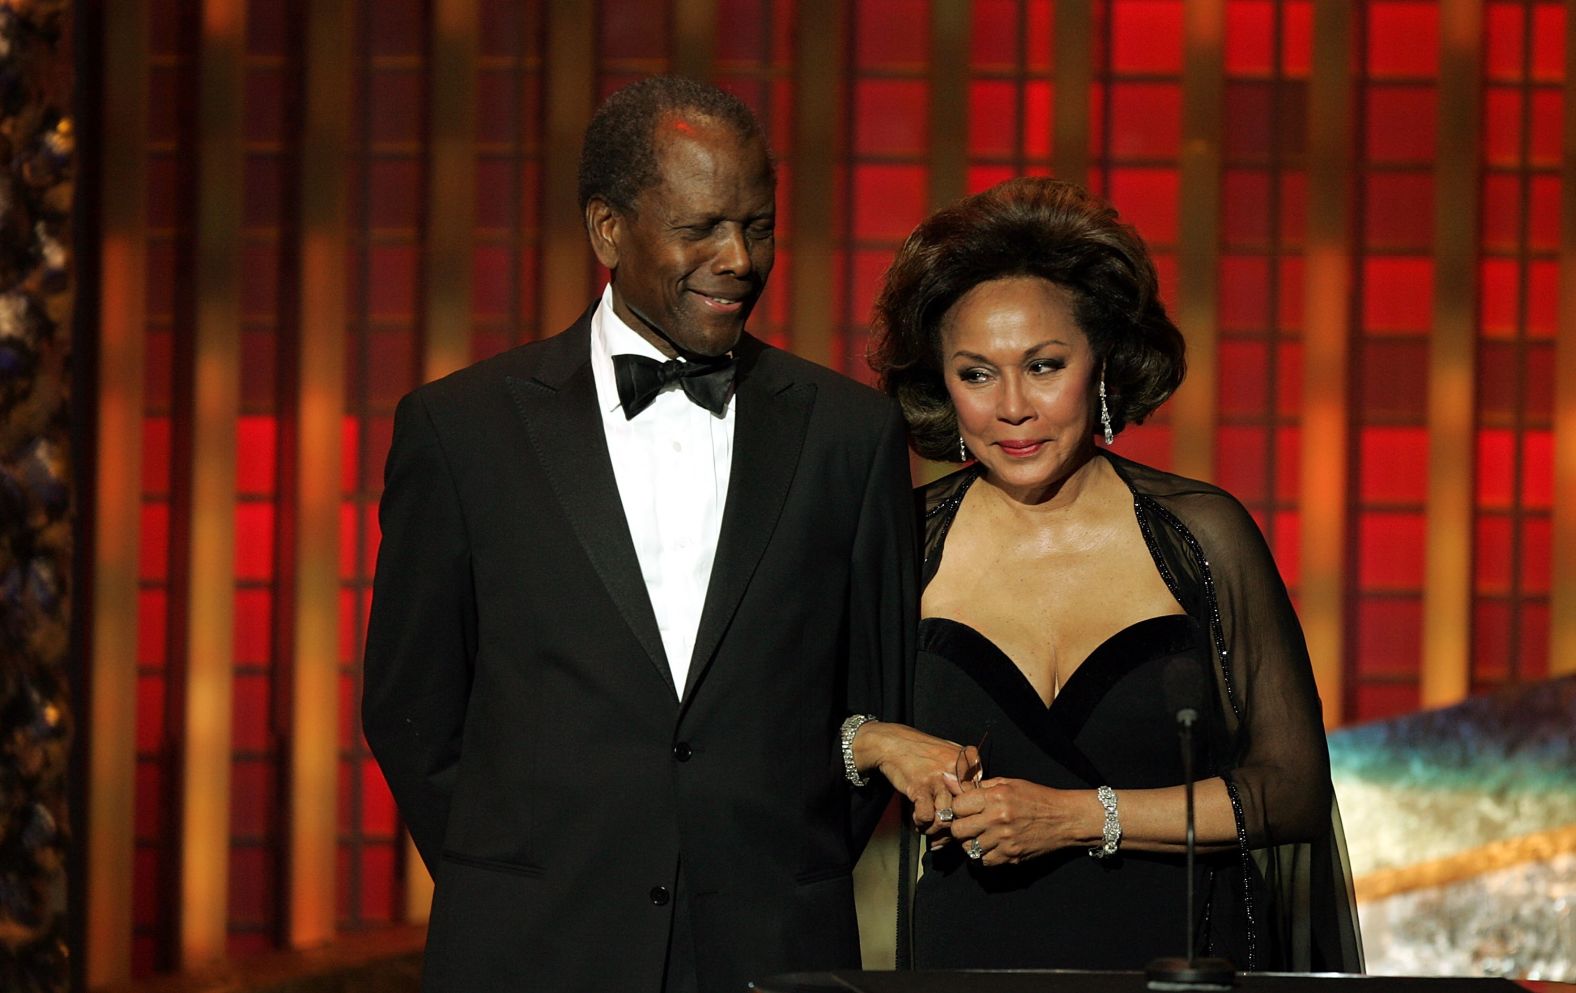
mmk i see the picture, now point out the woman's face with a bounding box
[940,276,1099,497]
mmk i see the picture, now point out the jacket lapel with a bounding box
[504,319,675,695]
[681,340,815,702]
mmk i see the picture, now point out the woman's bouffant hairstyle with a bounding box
[868,178,1186,462]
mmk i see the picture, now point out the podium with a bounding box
[750,972,1574,993]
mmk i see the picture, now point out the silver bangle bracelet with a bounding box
[1088,785,1121,859]
[840,713,878,787]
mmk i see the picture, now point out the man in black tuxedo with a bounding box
[363,77,953,993]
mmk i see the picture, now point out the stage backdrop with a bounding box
[75,0,1575,987]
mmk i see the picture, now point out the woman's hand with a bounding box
[852,722,979,835]
[946,779,1102,866]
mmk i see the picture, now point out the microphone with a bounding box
[1147,660,1235,990]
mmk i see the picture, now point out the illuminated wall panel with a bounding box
[1214,0,1312,584]
[1098,0,1184,470]
[1347,0,1439,721]
[601,0,669,91]
[1472,0,1561,691]
[99,0,1574,981]
[840,0,931,379]
[340,0,427,927]
[964,0,1058,193]
[216,1,294,956]
[472,2,545,360]
[133,0,193,974]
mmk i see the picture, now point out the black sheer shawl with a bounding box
[909,452,1363,973]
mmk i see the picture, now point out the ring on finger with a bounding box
[936,808,954,823]
[965,838,984,861]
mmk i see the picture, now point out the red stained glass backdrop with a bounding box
[115,0,1570,978]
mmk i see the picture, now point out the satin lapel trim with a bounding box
[505,365,675,696]
[680,374,816,703]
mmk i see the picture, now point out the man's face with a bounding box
[589,114,776,358]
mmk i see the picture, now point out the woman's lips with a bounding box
[995,440,1044,458]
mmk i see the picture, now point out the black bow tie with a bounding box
[612,352,736,419]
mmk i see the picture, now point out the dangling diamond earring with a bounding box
[958,434,968,462]
[1099,375,1114,445]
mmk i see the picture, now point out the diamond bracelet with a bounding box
[1088,785,1121,859]
[840,713,878,787]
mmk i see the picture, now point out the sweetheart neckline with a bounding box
[918,613,1195,710]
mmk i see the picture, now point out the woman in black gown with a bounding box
[861,178,1363,973]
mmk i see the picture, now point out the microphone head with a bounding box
[1162,656,1208,726]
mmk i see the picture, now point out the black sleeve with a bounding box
[1193,494,1333,848]
[361,390,478,873]
[845,403,919,850]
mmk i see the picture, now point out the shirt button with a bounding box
[672,441,682,452]
[672,742,692,762]
[649,885,670,905]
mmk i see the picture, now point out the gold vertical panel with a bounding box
[1421,0,1481,709]
[789,0,842,366]
[182,0,244,965]
[672,0,718,80]
[291,0,351,948]
[929,0,969,210]
[425,0,478,382]
[1052,0,1092,185]
[1552,7,1576,678]
[540,1,596,334]
[1300,0,1355,728]
[88,0,148,985]
[1172,0,1224,482]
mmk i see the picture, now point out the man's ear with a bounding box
[585,196,622,270]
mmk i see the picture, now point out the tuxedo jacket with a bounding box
[362,310,917,993]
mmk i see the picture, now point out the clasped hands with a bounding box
[855,721,1094,868]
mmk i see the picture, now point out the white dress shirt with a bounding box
[589,285,735,696]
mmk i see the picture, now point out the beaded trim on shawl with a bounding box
[1133,495,1243,725]
[1129,486,1260,970]
[921,465,980,576]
